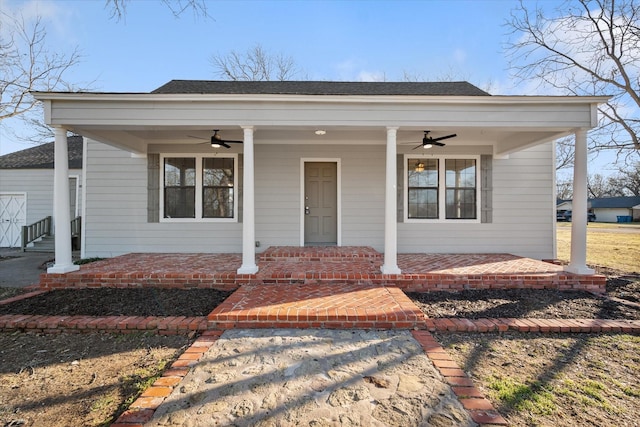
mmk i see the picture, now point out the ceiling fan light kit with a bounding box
[189,130,243,149]
[412,130,457,150]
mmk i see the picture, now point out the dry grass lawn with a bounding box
[556,223,640,273]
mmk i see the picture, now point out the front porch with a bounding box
[40,246,605,293]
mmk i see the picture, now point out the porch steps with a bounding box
[24,236,55,253]
[258,246,382,262]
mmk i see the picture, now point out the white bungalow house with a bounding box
[0,136,83,248]
[33,80,607,276]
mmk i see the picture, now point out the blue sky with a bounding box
[0,0,616,175]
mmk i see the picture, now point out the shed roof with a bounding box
[151,80,491,96]
[0,135,83,169]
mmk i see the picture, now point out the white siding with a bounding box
[593,208,632,223]
[0,169,83,224]
[84,140,555,259]
[399,143,555,259]
[254,144,385,249]
[83,140,243,257]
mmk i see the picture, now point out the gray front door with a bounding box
[304,162,337,245]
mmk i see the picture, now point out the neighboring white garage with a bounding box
[0,136,83,248]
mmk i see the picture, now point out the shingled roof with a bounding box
[0,135,83,169]
[151,80,491,96]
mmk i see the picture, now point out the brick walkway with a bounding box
[2,247,631,426]
[2,280,639,427]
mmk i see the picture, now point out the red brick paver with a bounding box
[38,247,606,293]
[412,330,508,426]
[207,283,426,330]
[112,330,223,426]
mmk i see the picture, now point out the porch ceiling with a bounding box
[64,124,575,159]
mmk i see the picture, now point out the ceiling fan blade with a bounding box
[220,142,231,149]
[221,139,243,144]
[432,141,446,147]
[432,133,457,142]
[188,135,206,140]
[412,143,425,150]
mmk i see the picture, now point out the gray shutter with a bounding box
[397,154,404,222]
[481,154,492,223]
[147,153,160,223]
[237,154,243,223]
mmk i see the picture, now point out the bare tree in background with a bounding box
[557,176,574,199]
[105,0,209,21]
[556,136,576,171]
[607,161,640,195]
[210,44,302,81]
[0,14,81,123]
[587,173,613,198]
[506,0,640,162]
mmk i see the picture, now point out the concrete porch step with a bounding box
[24,236,55,253]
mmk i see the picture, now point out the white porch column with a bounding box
[381,127,401,274]
[237,126,259,274]
[565,129,595,275]
[48,127,79,273]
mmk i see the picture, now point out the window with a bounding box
[161,154,237,221]
[408,159,438,219]
[406,156,479,221]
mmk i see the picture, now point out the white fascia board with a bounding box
[31,92,611,106]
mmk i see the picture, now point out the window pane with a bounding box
[164,158,195,218]
[409,189,438,219]
[445,159,476,219]
[408,159,438,186]
[446,159,475,187]
[164,158,195,186]
[203,188,234,218]
[203,158,234,218]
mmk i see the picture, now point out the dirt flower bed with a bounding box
[437,332,640,427]
[0,332,191,427]
[408,276,640,320]
[0,288,232,317]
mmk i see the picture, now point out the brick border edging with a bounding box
[412,330,508,426]
[0,313,208,334]
[426,318,640,334]
[111,330,224,427]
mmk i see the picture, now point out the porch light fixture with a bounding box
[211,142,222,148]
[415,161,425,172]
[314,130,326,135]
[422,143,433,149]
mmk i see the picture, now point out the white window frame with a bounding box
[160,153,238,223]
[403,154,481,223]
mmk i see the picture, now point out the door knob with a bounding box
[305,206,310,215]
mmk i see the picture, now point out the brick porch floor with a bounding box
[40,246,606,293]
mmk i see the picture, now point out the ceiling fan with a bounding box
[189,129,243,149]
[412,130,457,149]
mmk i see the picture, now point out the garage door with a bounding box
[0,193,26,247]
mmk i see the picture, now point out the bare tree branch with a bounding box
[0,14,81,122]
[506,0,640,161]
[105,0,209,21]
[210,44,302,81]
